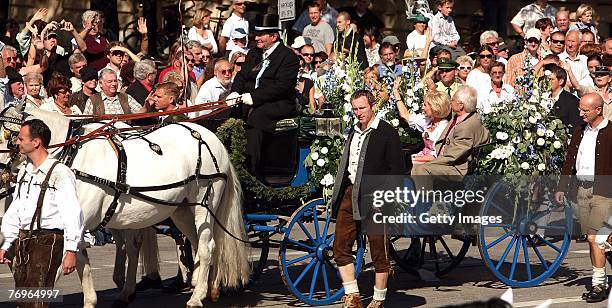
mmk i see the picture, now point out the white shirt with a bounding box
[477,83,516,114]
[188,27,218,54]
[559,52,589,84]
[510,3,557,32]
[406,30,427,52]
[1,157,84,251]
[408,114,449,157]
[70,77,83,94]
[429,12,460,45]
[221,13,249,52]
[83,92,141,115]
[347,117,380,184]
[40,101,83,115]
[194,77,230,116]
[466,69,492,92]
[576,118,608,181]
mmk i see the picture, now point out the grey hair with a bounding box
[214,59,230,71]
[455,85,478,113]
[1,45,18,55]
[23,72,43,84]
[185,40,202,50]
[81,10,99,27]
[133,60,156,81]
[99,68,117,81]
[566,29,582,41]
[479,30,499,46]
[68,53,87,66]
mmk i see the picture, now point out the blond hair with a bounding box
[424,91,451,119]
[192,8,212,29]
[576,4,596,25]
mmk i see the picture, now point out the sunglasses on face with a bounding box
[486,42,499,47]
[186,58,196,63]
[527,38,540,44]
[479,54,493,59]
[235,61,245,67]
[58,89,71,94]
[314,60,322,64]
[301,53,314,57]
[3,56,17,62]
[221,69,233,75]
[594,72,610,77]
[552,39,565,44]
[459,66,472,70]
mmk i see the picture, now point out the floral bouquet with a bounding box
[477,57,568,177]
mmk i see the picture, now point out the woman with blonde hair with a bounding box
[229,51,246,80]
[393,79,450,163]
[188,8,219,54]
[455,55,474,84]
[569,4,598,43]
[23,72,46,107]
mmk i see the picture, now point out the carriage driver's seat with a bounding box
[259,117,300,187]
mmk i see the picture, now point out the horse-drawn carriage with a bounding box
[0,101,574,307]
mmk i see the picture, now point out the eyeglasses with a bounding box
[552,39,565,44]
[301,53,314,57]
[459,66,472,70]
[486,42,499,47]
[220,69,233,75]
[491,71,504,75]
[479,54,493,59]
[3,56,17,62]
[57,89,71,95]
[526,38,540,44]
[235,61,245,67]
[111,50,125,57]
[186,58,196,63]
[314,60,322,64]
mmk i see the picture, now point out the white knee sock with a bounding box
[373,287,387,301]
[343,280,359,294]
[592,266,607,286]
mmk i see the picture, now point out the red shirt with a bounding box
[84,34,110,70]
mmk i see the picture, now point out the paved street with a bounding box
[0,233,603,308]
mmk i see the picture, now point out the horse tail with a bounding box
[211,162,250,288]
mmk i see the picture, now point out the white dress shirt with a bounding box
[429,12,460,45]
[466,69,492,93]
[1,157,84,251]
[559,52,589,85]
[255,42,280,88]
[576,118,608,181]
[477,83,516,114]
[194,77,230,116]
[347,116,380,184]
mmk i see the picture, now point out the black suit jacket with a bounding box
[330,120,405,219]
[231,42,300,132]
[126,80,150,106]
[554,90,582,131]
[334,29,369,71]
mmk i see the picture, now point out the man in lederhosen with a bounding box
[0,119,84,308]
[228,13,300,176]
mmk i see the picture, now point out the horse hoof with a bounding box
[209,287,219,302]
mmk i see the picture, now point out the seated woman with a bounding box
[23,72,46,107]
[393,78,450,163]
[40,73,82,115]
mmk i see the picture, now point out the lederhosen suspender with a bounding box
[27,161,60,235]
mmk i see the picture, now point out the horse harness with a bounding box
[57,122,228,231]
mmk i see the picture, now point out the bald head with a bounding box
[579,92,605,125]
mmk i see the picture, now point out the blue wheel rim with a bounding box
[280,198,366,305]
[478,182,573,287]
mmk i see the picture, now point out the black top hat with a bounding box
[254,14,280,33]
[5,67,23,85]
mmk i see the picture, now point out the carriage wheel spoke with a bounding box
[309,261,321,299]
[419,237,427,267]
[297,221,315,243]
[495,235,517,271]
[509,236,521,280]
[490,201,511,217]
[294,258,317,287]
[535,234,562,253]
[528,237,550,270]
[287,238,315,252]
[439,237,455,260]
[312,208,321,241]
[486,232,511,250]
[286,252,315,266]
[483,223,513,229]
[522,237,532,280]
[321,262,330,298]
[322,213,332,239]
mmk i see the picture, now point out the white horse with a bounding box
[0,106,250,307]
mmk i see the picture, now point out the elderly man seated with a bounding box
[412,85,489,178]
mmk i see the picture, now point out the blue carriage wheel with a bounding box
[279,198,366,306]
[389,235,471,277]
[478,181,573,287]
